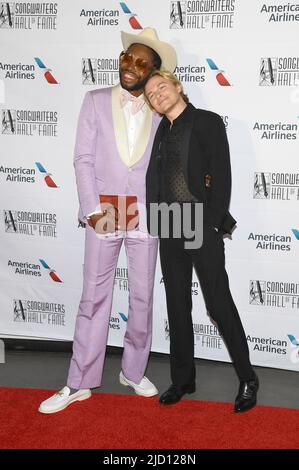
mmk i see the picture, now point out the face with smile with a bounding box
[145,75,186,119]
[119,44,156,97]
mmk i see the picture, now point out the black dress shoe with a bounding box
[234,373,259,413]
[159,383,196,405]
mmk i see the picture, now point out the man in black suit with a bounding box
[145,70,259,413]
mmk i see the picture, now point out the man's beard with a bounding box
[119,69,153,92]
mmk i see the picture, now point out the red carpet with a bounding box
[0,387,299,449]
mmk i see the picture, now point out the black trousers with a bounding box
[159,222,254,387]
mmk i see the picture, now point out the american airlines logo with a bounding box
[119,2,142,29]
[206,58,231,86]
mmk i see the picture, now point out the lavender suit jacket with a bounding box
[73,84,161,222]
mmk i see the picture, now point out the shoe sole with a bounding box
[38,391,91,414]
[119,375,158,397]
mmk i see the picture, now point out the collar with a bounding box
[165,102,194,127]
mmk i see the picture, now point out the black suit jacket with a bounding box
[146,103,236,235]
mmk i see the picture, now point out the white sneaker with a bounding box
[119,371,158,397]
[38,386,91,414]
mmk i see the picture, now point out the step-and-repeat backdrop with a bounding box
[1,1,298,371]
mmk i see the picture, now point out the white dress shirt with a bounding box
[122,94,146,164]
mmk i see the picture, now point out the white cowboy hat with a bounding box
[121,27,177,72]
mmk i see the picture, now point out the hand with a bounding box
[87,208,118,234]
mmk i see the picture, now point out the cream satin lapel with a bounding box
[130,104,152,167]
[111,85,130,167]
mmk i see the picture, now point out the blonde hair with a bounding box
[144,69,189,112]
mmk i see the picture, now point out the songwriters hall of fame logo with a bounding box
[4,210,18,233]
[259,58,278,86]
[249,280,266,306]
[13,299,66,325]
[164,319,170,340]
[170,1,186,28]
[259,57,299,86]
[4,210,57,237]
[164,318,222,349]
[253,172,299,200]
[0,2,14,28]
[114,267,129,291]
[250,280,299,309]
[13,299,26,321]
[169,1,235,29]
[1,108,58,136]
[0,2,57,29]
[253,172,271,199]
[82,58,119,86]
[2,109,16,134]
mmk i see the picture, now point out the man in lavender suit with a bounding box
[39,28,177,414]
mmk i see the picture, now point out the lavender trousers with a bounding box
[67,225,158,389]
